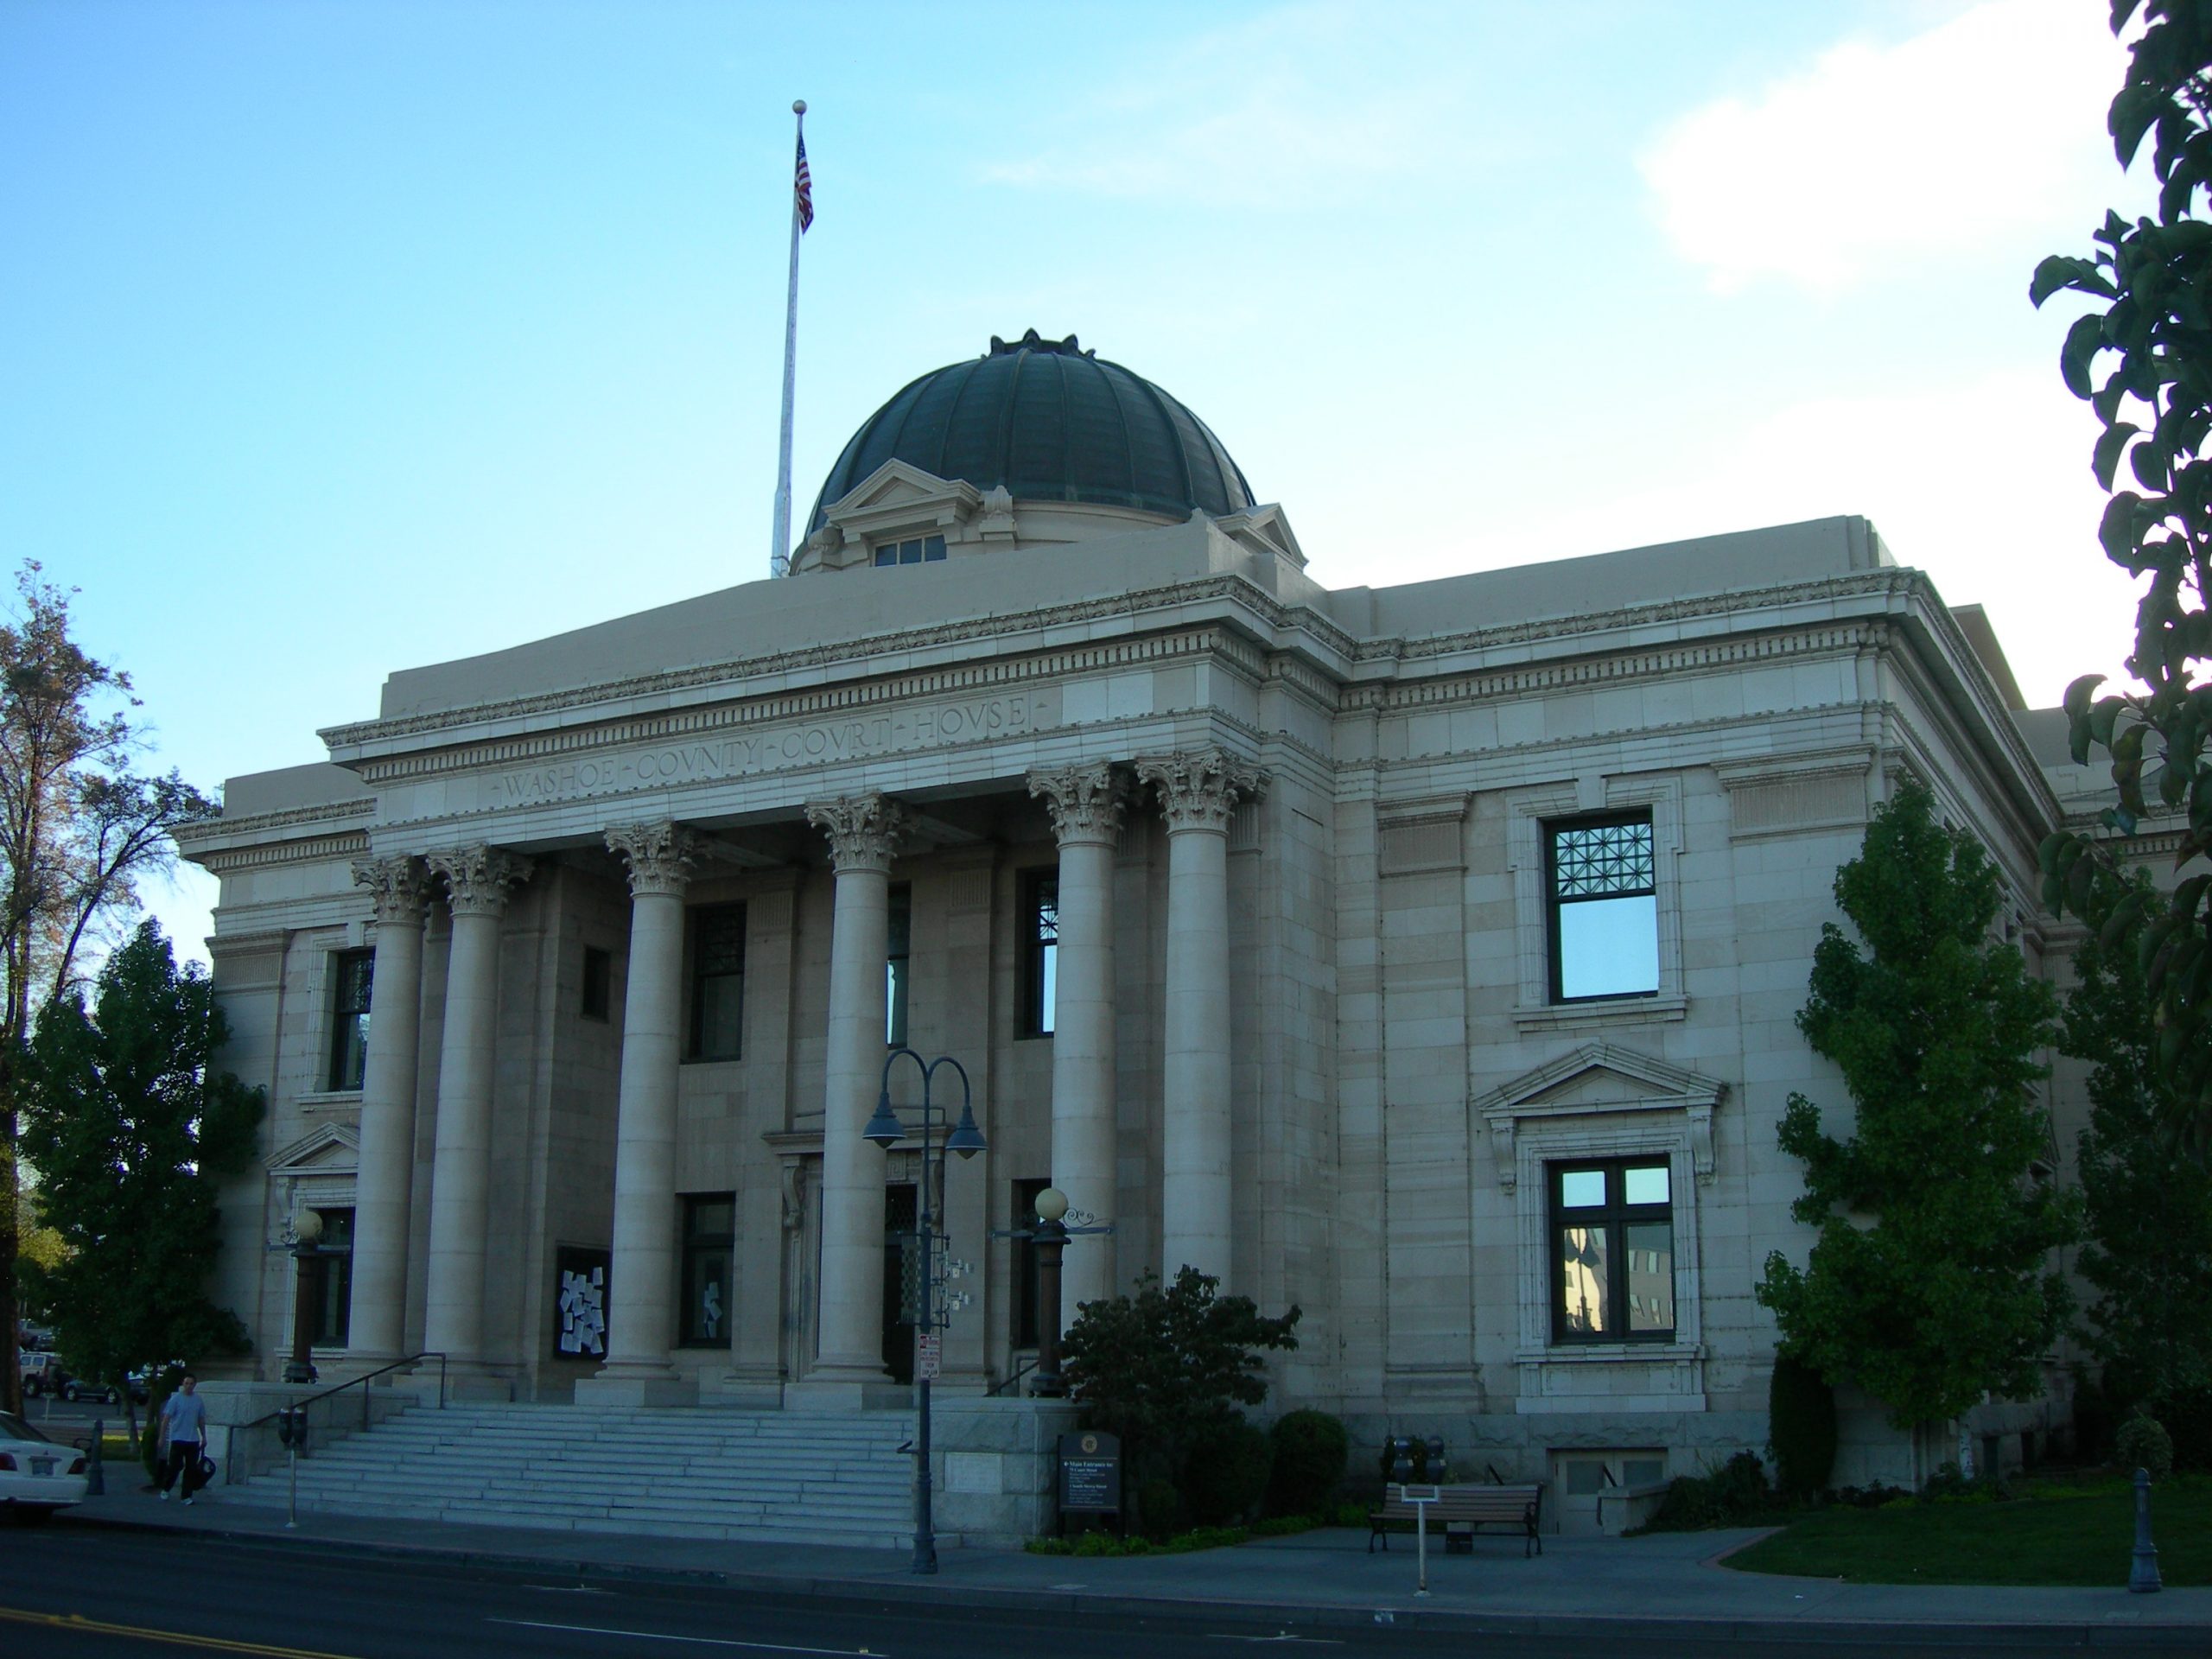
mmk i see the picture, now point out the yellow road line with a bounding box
[0,1605,366,1659]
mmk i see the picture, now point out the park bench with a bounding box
[1368,1481,1544,1557]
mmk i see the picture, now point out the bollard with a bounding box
[2129,1467,2162,1594]
[84,1418,105,1497]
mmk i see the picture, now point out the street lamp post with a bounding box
[1029,1188,1071,1397]
[863,1046,986,1576]
[284,1209,326,1386]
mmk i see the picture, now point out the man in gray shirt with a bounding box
[156,1373,210,1504]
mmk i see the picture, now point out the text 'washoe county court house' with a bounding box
[181,330,2100,1522]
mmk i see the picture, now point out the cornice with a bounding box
[1376,621,1880,711]
[321,578,1301,756]
[334,623,1249,787]
[175,798,375,855]
[190,830,372,874]
[1351,567,1921,668]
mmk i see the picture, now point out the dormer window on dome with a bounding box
[873,534,947,568]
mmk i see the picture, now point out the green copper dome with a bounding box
[808,331,1255,532]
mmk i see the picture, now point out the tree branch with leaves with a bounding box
[0,565,214,1412]
[2032,0,2212,1143]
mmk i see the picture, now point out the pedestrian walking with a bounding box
[156,1374,210,1504]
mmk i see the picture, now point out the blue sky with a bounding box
[0,0,2148,963]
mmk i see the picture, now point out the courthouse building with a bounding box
[181,330,2080,1513]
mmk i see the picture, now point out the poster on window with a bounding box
[554,1246,611,1360]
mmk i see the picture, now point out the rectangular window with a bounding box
[1551,1158,1674,1344]
[1020,871,1058,1038]
[685,904,746,1061]
[326,950,373,1091]
[581,945,613,1022]
[887,883,911,1047]
[679,1194,734,1346]
[1547,815,1659,1001]
[1010,1177,1051,1350]
[307,1208,354,1347]
[873,534,948,567]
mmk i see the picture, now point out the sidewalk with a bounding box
[58,1484,2212,1648]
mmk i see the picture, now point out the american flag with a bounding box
[794,134,814,232]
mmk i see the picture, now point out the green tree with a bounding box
[1757,784,2078,1433]
[2031,1,2212,1142]
[0,566,213,1411]
[2063,868,2212,1427]
[17,921,263,1399]
[1059,1267,1300,1506]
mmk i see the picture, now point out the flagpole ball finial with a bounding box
[792,99,806,115]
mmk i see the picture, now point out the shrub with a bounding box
[1137,1475,1184,1541]
[1768,1351,1838,1498]
[1638,1451,1770,1532]
[1267,1409,1349,1517]
[2117,1414,2176,1482]
[1184,1419,1272,1526]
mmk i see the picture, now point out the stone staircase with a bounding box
[221,1403,922,1548]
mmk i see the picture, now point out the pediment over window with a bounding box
[1473,1042,1726,1190]
[265,1122,359,1179]
[795,461,987,571]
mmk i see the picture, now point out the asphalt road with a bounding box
[0,1525,2193,1658]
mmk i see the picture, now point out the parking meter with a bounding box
[1389,1436,1414,1482]
[1425,1437,1447,1482]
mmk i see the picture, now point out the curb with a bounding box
[58,1510,2212,1649]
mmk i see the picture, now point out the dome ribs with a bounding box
[806,334,1252,534]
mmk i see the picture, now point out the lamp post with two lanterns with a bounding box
[863,1046,987,1576]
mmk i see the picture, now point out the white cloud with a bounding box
[1640,0,2125,293]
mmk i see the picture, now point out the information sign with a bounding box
[915,1332,942,1381]
[1058,1430,1122,1515]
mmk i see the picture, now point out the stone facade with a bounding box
[181,382,2085,1523]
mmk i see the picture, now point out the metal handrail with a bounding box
[223,1351,446,1486]
[987,1354,1040,1398]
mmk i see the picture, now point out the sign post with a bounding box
[1393,1483,1440,1597]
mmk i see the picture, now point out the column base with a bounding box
[783,1375,913,1412]
[700,1371,789,1410]
[575,1364,697,1408]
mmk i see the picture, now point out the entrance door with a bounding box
[1549,1448,1668,1535]
[882,1184,917,1384]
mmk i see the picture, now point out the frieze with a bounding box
[483,691,1055,809]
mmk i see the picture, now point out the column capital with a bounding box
[353,855,432,926]
[425,845,533,917]
[1027,762,1134,849]
[605,822,703,898]
[804,792,911,874]
[1135,748,1269,835]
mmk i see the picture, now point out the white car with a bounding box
[0,1411,89,1522]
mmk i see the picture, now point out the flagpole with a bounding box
[771,99,806,580]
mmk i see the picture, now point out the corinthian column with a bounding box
[1135,749,1266,1286]
[582,822,702,1402]
[420,845,531,1366]
[346,855,431,1362]
[1027,762,1131,1319]
[802,792,910,1387]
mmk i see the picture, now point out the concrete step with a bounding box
[227,1402,923,1543]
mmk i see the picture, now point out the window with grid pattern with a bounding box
[1547,816,1659,1001]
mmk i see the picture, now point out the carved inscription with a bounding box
[486,691,1057,807]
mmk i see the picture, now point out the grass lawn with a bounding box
[1726,1476,2212,1587]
